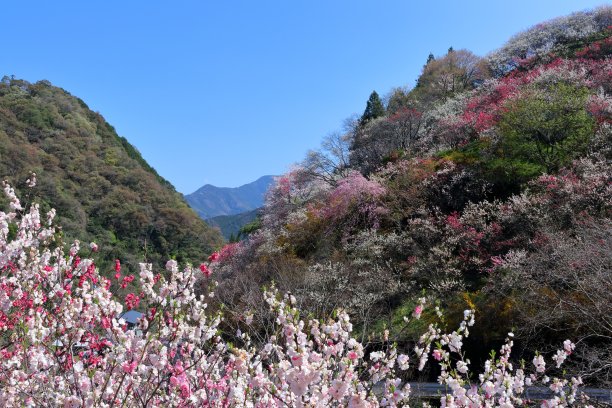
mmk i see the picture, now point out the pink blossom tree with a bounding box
[0,176,593,406]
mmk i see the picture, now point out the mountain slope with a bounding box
[210,7,612,385]
[0,77,223,272]
[185,175,275,219]
[207,208,260,240]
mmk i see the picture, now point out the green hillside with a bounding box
[207,208,260,241]
[0,77,223,273]
[212,7,612,385]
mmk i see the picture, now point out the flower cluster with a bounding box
[0,177,596,406]
[487,5,611,75]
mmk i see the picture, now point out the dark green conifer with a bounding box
[360,91,385,126]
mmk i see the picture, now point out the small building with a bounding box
[119,310,144,330]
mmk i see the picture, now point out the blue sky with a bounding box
[2,1,606,192]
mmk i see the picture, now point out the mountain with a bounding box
[0,76,223,273]
[207,208,260,240]
[185,175,275,219]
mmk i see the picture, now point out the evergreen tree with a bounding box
[426,53,435,64]
[360,91,385,126]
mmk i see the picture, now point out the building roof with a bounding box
[119,310,143,324]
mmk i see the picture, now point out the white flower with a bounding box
[533,355,546,373]
[456,360,469,374]
[397,354,410,370]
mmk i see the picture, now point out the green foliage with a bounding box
[369,297,430,339]
[412,49,489,104]
[440,139,538,196]
[117,135,173,188]
[497,82,595,173]
[0,77,223,274]
[440,82,596,196]
[360,91,385,125]
[240,215,262,236]
[386,87,412,114]
[207,209,260,241]
[439,140,489,165]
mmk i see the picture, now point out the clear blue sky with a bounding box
[2,1,606,192]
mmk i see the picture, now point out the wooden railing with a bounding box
[403,382,612,404]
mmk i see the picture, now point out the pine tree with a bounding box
[360,91,385,126]
[426,53,435,64]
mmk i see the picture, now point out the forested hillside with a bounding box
[211,7,612,385]
[207,208,260,240]
[0,77,223,273]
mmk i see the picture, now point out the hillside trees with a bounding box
[489,221,612,386]
[386,87,412,114]
[487,5,612,75]
[496,82,595,173]
[350,117,398,174]
[349,50,489,174]
[302,131,352,185]
[0,77,223,273]
[208,7,612,385]
[359,90,385,125]
[414,49,490,104]
[349,110,424,175]
[0,179,592,406]
[417,55,610,197]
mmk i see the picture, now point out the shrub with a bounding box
[497,82,595,174]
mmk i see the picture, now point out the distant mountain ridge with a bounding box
[185,175,275,219]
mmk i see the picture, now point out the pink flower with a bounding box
[114,260,121,280]
[180,383,190,398]
[433,349,443,361]
[121,275,135,289]
[208,252,219,263]
[121,361,137,374]
[125,293,140,310]
[490,256,504,266]
[199,263,212,277]
[563,340,575,355]
[291,354,304,367]
[397,354,410,370]
[414,305,423,318]
[244,313,253,325]
[533,355,546,373]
